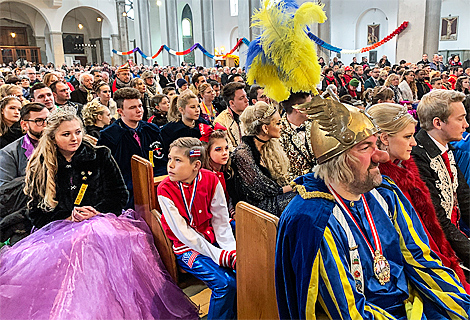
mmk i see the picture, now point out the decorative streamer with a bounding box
[112,22,408,60]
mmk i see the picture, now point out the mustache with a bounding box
[368,162,379,170]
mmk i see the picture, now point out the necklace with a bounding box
[177,174,199,224]
[254,135,269,144]
[329,185,391,286]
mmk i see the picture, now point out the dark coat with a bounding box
[85,125,105,139]
[0,122,23,149]
[98,119,167,207]
[27,141,128,229]
[363,77,378,90]
[412,129,470,267]
[160,117,210,156]
[70,88,89,105]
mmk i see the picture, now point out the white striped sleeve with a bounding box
[158,195,223,265]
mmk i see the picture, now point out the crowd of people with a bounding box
[0,49,470,319]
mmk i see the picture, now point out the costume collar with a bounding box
[427,132,449,154]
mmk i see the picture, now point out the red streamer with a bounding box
[222,38,244,59]
[360,21,409,53]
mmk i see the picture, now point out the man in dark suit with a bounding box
[363,67,380,89]
[412,89,470,268]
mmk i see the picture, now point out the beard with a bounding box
[29,128,43,140]
[347,162,382,195]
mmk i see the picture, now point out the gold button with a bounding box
[350,201,354,208]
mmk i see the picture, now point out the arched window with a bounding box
[182,18,192,37]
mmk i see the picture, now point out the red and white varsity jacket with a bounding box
[157,169,236,266]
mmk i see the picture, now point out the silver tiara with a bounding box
[392,108,409,121]
[1,95,20,102]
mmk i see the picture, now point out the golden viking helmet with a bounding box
[295,95,379,164]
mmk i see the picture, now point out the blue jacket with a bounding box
[275,173,470,319]
[98,119,167,207]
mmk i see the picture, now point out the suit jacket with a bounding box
[412,129,470,267]
[363,77,378,89]
[214,108,242,152]
[0,135,27,187]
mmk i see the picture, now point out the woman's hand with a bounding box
[282,185,293,193]
[72,206,100,222]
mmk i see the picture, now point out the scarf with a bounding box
[79,85,93,103]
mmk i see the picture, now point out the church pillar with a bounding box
[160,0,179,66]
[192,0,215,67]
[317,0,331,61]
[396,0,427,63]
[238,0,261,67]
[423,0,441,57]
[115,0,129,65]
[50,31,65,67]
[35,36,48,65]
[102,37,112,64]
[134,0,152,65]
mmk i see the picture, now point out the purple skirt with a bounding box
[0,210,199,320]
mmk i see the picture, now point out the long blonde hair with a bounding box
[167,89,198,122]
[24,107,84,211]
[240,102,290,185]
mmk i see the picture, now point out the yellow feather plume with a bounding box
[249,0,326,101]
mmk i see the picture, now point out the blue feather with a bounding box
[245,37,264,72]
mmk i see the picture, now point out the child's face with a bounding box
[180,98,200,121]
[168,147,200,183]
[209,138,229,167]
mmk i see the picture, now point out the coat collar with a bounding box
[415,129,454,159]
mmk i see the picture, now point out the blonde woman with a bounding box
[0,96,23,148]
[91,80,117,119]
[368,103,470,292]
[81,100,111,138]
[0,107,199,319]
[198,82,216,122]
[161,89,210,155]
[383,73,404,104]
[398,70,418,102]
[231,101,294,216]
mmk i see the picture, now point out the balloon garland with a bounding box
[112,22,409,60]
[113,38,250,61]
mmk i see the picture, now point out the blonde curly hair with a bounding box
[240,101,290,185]
[82,99,109,126]
[24,107,84,211]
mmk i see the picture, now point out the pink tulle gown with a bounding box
[0,210,199,320]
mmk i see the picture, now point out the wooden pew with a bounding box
[236,201,280,320]
[131,155,195,287]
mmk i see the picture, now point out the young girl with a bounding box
[198,83,217,122]
[81,101,111,138]
[157,137,237,320]
[0,108,198,319]
[148,94,170,127]
[160,89,209,155]
[200,123,236,220]
[0,96,23,148]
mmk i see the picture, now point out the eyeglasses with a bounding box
[24,118,47,126]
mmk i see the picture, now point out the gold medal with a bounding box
[373,250,391,285]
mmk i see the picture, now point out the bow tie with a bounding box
[296,126,306,132]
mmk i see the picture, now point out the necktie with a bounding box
[133,130,141,147]
[441,151,453,182]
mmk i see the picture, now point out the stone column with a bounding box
[50,31,65,67]
[192,0,215,67]
[160,0,179,66]
[111,34,120,66]
[423,0,441,57]
[317,0,331,61]
[396,0,427,63]
[35,36,48,64]
[134,0,152,65]
[115,0,129,65]
[102,37,112,65]
[238,0,262,67]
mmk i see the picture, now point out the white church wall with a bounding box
[213,0,238,56]
[439,0,470,61]
[327,0,398,65]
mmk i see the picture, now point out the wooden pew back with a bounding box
[131,155,178,279]
[236,201,280,320]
